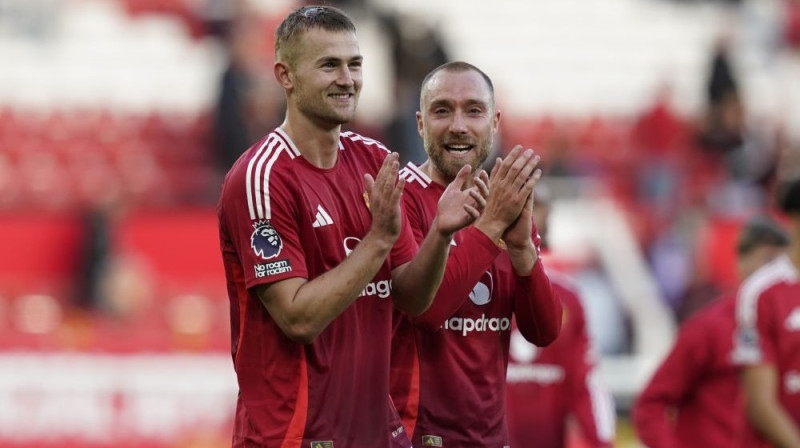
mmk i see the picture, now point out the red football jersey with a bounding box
[506,271,615,448]
[634,295,761,448]
[217,129,416,447]
[390,163,562,447]
[735,255,800,440]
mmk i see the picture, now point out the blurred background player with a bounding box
[505,184,617,448]
[633,214,789,448]
[390,61,562,447]
[735,177,800,448]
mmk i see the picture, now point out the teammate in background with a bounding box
[217,7,487,447]
[390,61,563,447]
[634,215,789,448]
[506,185,616,448]
[735,178,800,448]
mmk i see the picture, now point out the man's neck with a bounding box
[280,113,341,169]
[419,161,474,188]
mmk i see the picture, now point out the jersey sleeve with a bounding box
[400,188,428,246]
[413,226,502,331]
[632,316,710,448]
[220,162,308,289]
[563,294,616,446]
[513,258,563,346]
[399,186,502,331]
[389,206,418,271]
[734,286,777,366]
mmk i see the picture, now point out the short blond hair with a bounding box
[275,5,356,67]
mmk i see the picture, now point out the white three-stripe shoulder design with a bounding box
[341,131,390,153]
[737,255,797,329]
[399,162,431,188]
[245,133,298,221]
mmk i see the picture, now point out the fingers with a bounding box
[473,172,490,201]
[512,154,540,190]
[504,149,535,188]
[495,145,522,179]
[493,147,539,191]
[366,153,404,211]
[525,190,535,213]
[390,176,406,205]
[463,204,481,220]
[478,169,490,185]
[363,173,376,193]
[375,153,400,191]
[468,187,487,210]
[367,153,403,241]
[368,153,400,199]
[521,168,543,197]
[451,164,473,192]
[490,157,502,181]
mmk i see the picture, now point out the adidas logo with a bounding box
[312,205,334,228]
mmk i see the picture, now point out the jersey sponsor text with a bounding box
[359,279,391,299]
[506,363,566,384]
[442,314,511,336]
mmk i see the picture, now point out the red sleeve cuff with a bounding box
[513,252,545,280]
[460,225,503,258]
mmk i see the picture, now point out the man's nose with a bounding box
[336,66,354,87]
[449,111,468,134]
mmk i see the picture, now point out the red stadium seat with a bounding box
[114,207,226,294]
[0,213,86,302]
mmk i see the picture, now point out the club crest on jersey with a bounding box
[469,271,494,305]
[250,220,282,260]
[343,236,361,257]
[310,442,333,448]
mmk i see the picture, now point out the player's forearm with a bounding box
[743,365,800,448]
[473,216,506,244]
[746,394,800,448]
[506,240,537,275]
[392,217,453,316]
[513,261,562,346]
[263,232,393,344]
[412,226,501,330]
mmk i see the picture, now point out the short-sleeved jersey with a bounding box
[390,163,561,448]
[506,271,615,448]
[217,128,417,448]
[735,254,800,430]
[634,295,762,448]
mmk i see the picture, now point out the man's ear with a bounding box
[274,61,293,90]
[416,111,424,138]
[492,109,501,135]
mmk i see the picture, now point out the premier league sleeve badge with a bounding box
[250,220,283,260]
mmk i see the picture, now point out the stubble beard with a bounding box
[295,86,358,127]
[426,135,492,182]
